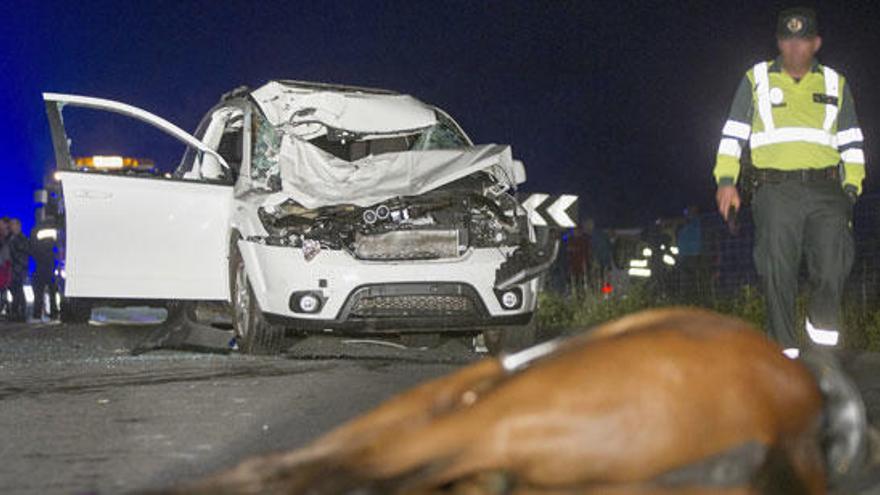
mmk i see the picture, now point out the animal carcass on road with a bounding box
[163,308,862,495]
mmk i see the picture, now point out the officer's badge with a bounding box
[787,17,804,34]
[770,87,785,105]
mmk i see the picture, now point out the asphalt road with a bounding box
[5,313,880,494]
[0,316,479,494]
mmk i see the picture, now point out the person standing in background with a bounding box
[585,218,615,289]
[7,218,30,322]
[676,205,705,298]
[0,218,12,320]
[565,225,590,295]
[30,223,59,321]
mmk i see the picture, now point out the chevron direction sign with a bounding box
[519,193,579,229]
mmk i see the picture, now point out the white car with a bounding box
[44,81,564,353]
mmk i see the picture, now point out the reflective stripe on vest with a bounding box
[722,120,751,140]
[749,62,840,150]
[718,138,742,158]
[754,62,775,132]
[751,127,837,148]
[822,66,840,132]
[837,127,864,146]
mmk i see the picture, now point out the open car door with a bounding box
[44,93,234,301]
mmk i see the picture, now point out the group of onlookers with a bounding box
[0,217,30,321]
[0,217,60,322]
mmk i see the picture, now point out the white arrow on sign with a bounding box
[521,193,549,227]
[546,194,578,228]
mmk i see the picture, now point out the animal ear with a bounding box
[799,348,869,486]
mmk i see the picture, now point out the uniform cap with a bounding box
[777,7,818,39]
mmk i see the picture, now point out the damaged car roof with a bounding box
[243,80,524,210]
[250,80,438,135]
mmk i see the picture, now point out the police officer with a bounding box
[30,223,59,321]
[713,7,865,356]
[7,218,30,322]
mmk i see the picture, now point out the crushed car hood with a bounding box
[251,81,438,135]
[265,138,525,209]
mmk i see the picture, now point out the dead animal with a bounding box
[157,308,869,495]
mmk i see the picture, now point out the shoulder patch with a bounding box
[813,93,839,106]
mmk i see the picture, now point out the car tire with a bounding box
[59,297,92,324]
[229,246,285,355]
[482,315,538,355]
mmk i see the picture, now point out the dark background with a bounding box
[1,0,877,231]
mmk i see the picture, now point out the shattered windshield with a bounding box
[306,111,469,161]
[250,110,470,188]
[308,112,468,162]
[412,112,470,150]
[251,109,282,188]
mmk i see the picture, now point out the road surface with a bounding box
[0,315,478,494]
[4,312,880,494]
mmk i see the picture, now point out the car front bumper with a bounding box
[238,240,538,332]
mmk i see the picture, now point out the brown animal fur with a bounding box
[159,308,826,495]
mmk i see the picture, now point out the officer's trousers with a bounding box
[32,271,58,319]
[9,276,26,322]
[751,179,855,348]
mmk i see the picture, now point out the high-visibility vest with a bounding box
[714,59,865,194]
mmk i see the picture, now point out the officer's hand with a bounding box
[716,186,741,221]
[844,185,858,205]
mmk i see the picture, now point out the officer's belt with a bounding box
[753,166,839,184]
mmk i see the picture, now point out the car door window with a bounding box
[44,93,230,182]
[175,114,212,179]
[216,115,244,183]
[50,109,182,177]
[175,107,243,182]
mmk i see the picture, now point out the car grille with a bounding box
[351,294,475,318]
[354,230,460,260]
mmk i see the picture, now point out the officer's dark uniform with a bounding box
[8,229,30,322]
[713,8,866,349]
[31,225,59,320]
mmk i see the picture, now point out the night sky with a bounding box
[1,0,877,231]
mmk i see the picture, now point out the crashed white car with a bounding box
[44,81,565,353]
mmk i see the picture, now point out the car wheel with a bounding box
[59,297,92,324]
[230,247,285,355]
[482,316,538,355]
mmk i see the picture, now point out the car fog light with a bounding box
[290,291,324,314]
[501,291,519,309]
[495,288,523,310]
[299,294,320,312]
